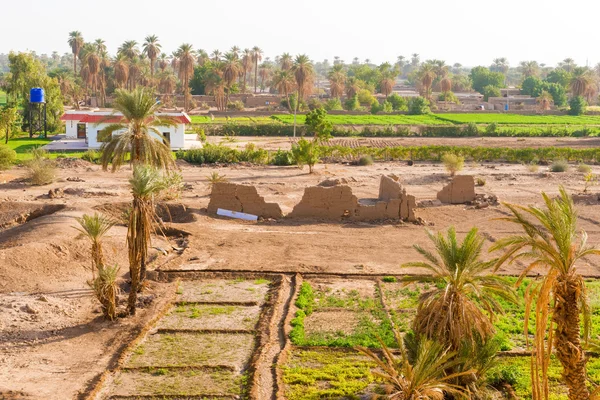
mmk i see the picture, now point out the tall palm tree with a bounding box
[177,44,195,110]
[272,69,296,111]
[143,35,161,79]
[196,49,209,66]
[402,227,516,351]
[345,77,362,98]
[126,165,166,315]
[230,46,240,58]
[327,64,346,98]
[68,31,84,75]
[114,54,129,89]
[222,52,242,106]
[74,213,115,279]
[211,49,222,63]
[94,39,107,54]
[570,68,595,97]
[560,58,577,73]
[251,46,263,93]
[519,60,540,78]
[100,88,176,172]
[492,187,600,400]
[241,49,253,92]
[157,53,169,72]
[292,54,314,136]
[357,335,472,400]
[279,53,293,71]
[258,62,271,92]
[492,57,509,74]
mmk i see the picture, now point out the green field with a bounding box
[271,114,448,125]
[435,113,600,125]
[4,137,87,161]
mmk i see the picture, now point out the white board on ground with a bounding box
[217,208,258,221]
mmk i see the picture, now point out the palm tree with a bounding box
[222,52,242,106]
[292,54,314,136]
[570,68,595,97]
[100,88,176,172]
[230,46,240,58]
[157,53,169,72]
[258,62,271,92]
[492,187,600,400]
[118,40,140,60]
[418,64,437,100]
[402,227,516,351]
[143,35,161,79]
[357,335,472,400]
[537,91,553,111]
[492,57,509,74]
[68,31,84,75]
[177,44,195,110]
[94,39,107,54]
[345,77,362,98]
[114,54,129,89]
[241,49,253,92]
[272,69,296,111]
[211,49,222,63]
[196,49,209,66]
[74,213,115,279]
[279,53,293,71]
[519,60,540,78]
[327,64,346,98]
[126,165,166,315]
[560,58,577,73]
[379,62,399,97]
[251,46,263,93]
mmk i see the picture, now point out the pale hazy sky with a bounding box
[1,0,597,67]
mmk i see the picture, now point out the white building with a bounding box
[60,110,192,150]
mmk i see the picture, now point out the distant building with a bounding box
[60,110,191,150]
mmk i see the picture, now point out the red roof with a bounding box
[61,113,191,124]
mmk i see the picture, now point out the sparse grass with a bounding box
[578,163,592,173]
[25,147,56,185]
[526,162,540,173]
[206,171,228,190]
[550,159,569,172]
[441,152,464,177]
[357,155,374,166]
[0,145,16,170]
[253,278,269,285]
[476,177,486,186]
[382,276,397,283]
[584,172,597,193]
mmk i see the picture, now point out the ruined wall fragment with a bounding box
[437,175,476,204]
[208,182,283,219]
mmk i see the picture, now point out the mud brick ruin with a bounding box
[207,182,283,219]
[436,175,476,204]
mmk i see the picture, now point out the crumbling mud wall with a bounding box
[208,183,283,219]
[437,175,476,204]
[288,175,416,222]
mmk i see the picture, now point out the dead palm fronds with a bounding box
[492,186,600,400]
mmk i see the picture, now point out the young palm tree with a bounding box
[537,91,554,111]
[74,213,115,279]
[90,264,120,321]
[251,46,263,93]
[100,87,176,172]
[491,187,600,400]
[356,335,472,400]
[177,44,195,110]
[143,35,161,79]
[68,31,84,75]
[126,165,166,315]
[402,227,516,351]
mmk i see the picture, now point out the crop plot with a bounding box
[100,278,272,399]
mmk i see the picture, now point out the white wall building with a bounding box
[60,111,191,150]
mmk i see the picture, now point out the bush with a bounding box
[476,177,486,186]
[344,95,360,111]
[577,163,592,173]
[387,93,408,111]
[26,148,56,185]
[485,122,498,136]
[407,96,430,115]
[382,276,397,283]
[370,99,382,115]
[441,153,464,176]
[550,159,569,172]
[357,89,376,106]
[324,98,343,111]
[569,96,588,116]
[271,149,294,166]
[482,85,501,101]
[357,155,374,166]
[81,150,101,164]
[307,98,323,110]
[381,100,393,113]
[291,138,320,173]
[0,145,16,170]
[227,100,245,111]
[526,162,540,173]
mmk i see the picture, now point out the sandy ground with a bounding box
[1,155,600,398]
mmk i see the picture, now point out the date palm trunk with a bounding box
[554,275,590,400]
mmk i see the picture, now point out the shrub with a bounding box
[569,96,588,116]
[26,148,56,185]
[227,100,245,111]
[382,100,393,113]
[583,172,597,193]
[387,93,408,111]
[577,163,592,173]
[526,162,540,173]
[407,96,430,115]
[382,276,397,283]
[81,150,101,164]
[238,143,269,164]
[357,89,377,106]
[482,85,501,101]
[357,155,374,166]
[271,149,294,166]
[324,98,343,111]
[485,122,499,136]
[550,159,569,172]
[344,95,360,111]
[0,145,16,170]
[463,123,479,136]
[307,98,323,110]
[441,153,464,176]
[476,177,486,186]
[161,172,184,200]
[370,99,382,115]
[291,138,320,173]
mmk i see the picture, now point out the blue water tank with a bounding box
[30,88,45,103]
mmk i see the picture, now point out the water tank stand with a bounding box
[28,102,47,138]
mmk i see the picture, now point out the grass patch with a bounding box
[435,113,600,125]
